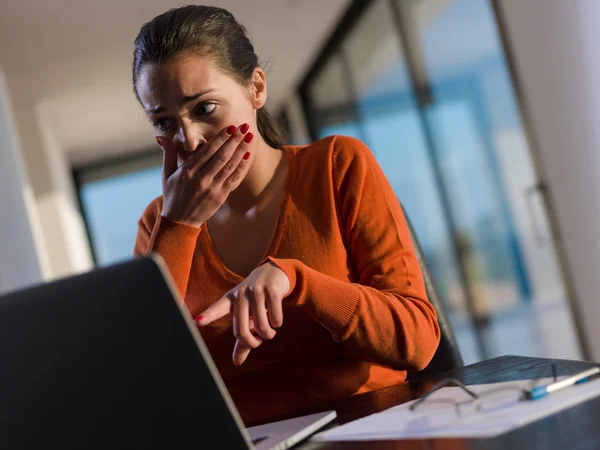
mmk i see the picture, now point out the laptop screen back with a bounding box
[0,256,250,449]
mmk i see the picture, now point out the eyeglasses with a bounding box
[407,364,563,428]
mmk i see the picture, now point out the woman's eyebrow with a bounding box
[181,88,216,104]
[146,88,216,115]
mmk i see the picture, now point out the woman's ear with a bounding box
[250,67,267,110]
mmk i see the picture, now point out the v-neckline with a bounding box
[202,145,295,284]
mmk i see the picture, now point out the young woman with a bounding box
[133,5,440,425]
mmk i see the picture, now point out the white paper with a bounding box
[313,377,600,441]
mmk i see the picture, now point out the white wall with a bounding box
[0,68,50,293]
[499,0,600,360]
[4,81,94,281]
[35,104,94,277]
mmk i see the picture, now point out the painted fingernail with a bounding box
[226,125,236,135]
[195,315,203,324]
[244,132,254,144]
[243,151,251,160]
[240,123,249,134]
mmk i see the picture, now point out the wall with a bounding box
[36,103,94,277]
[2,68,93,288]
[498,0,600,360]
[0,68,49,293]
[4,78,94,281]
[285,93,312,145]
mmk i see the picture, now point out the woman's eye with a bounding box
[195,102,217,116]
[153,118,173,131]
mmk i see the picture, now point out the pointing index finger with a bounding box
[196,294,233,326]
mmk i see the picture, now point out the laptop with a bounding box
[0,254,336,449]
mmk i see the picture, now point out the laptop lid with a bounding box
[0,255,252,449]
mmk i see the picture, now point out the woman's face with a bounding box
[136,54,263,164]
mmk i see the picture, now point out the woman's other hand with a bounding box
[196,262,290,365]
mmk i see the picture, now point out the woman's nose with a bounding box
[175,124,206,153]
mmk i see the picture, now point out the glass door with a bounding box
[399,0,582,360]
[306,0,485,362]
[301,0,583,363]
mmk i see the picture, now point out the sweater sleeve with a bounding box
[134,198,201,299]
[264,137,440,371]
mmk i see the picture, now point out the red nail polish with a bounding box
[240,123,249,134]
[244,132,254,144]
[196,315,203,323]
[226,125,236,135]
[243,152,251,160]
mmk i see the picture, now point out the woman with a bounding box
[133,5,440,425]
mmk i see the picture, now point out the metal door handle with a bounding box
[525,182,547,246]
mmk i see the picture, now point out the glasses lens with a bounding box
[475,387,523,414]
[409,399,461,429]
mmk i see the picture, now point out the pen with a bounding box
[525,366,600,400]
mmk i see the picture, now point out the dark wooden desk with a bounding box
[295,355,599,450]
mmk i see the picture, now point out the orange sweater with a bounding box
[134,135,440,425]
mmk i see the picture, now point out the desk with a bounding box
[294,355,598,450]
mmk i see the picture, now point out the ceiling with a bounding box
[0,0,350,166]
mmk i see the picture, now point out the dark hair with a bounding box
[132,5,285,148]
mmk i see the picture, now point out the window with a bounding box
[75,153,162,266]
[299,0,582,363]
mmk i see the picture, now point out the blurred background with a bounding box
[2,0,600,365]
